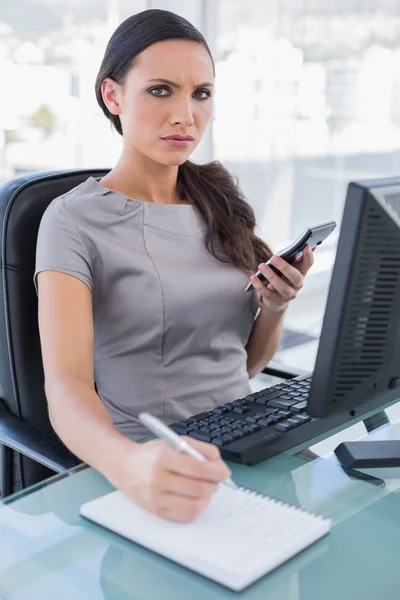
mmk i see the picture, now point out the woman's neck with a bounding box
[100,148,185,205]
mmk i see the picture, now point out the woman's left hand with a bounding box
[250,244,315,313]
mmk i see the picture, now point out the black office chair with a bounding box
[0,168,317,498]
[0,169,110,497]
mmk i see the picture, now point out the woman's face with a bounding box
[102,39,214,166]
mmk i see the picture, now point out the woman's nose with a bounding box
[170,100,194,127]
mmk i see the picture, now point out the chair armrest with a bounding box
[262,360,308,380]
[0,405,80,473]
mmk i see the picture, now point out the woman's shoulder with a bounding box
[46,176,101,212]
[43,176,124,229]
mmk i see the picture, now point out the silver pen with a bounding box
[138,412,238,490]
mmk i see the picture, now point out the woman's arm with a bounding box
[37,271,131,475]
[37,271,230,522]
[245,246,315,379]
[245,303,287,379]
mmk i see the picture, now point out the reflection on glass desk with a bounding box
[1,423,400,599]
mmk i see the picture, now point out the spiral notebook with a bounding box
[80,484,331,592]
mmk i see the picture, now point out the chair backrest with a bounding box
[0,168,108,488]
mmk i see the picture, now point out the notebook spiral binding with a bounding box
[237,485,328,520]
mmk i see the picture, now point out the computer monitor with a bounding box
[307,176,400,421]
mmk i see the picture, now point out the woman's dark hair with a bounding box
[95,9,272,277]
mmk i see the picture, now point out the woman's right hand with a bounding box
[107,437,232,523]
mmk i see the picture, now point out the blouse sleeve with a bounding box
[34,200,93,294]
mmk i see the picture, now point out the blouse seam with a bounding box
[62,202,93,272]
[141,205,166,421]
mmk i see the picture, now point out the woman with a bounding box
[35,9,314,523]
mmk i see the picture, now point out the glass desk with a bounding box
[1,422,400,599]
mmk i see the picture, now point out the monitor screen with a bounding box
[308,177,400,419]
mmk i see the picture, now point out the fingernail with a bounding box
[270,256,280,265]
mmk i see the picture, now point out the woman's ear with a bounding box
[101,78,122,116]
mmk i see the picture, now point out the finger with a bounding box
[181,436,223,462]
[267,257,304,290]
[156,493,209,523]
[251,272,289,298]
[162,448,231,483]
[257,264,298,299]
[295,244,314,276]
[156,470,219,499]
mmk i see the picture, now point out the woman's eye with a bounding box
[193,89,211,99]
[149,87,211,99]
[149,87,169,97]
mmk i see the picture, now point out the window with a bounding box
[0,0,146,180]
[215,0,400,349]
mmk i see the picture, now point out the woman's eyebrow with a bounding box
[146,78,213,88]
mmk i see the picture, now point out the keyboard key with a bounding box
[211,437,225,446]
[220,427,231,434]
[266,415,279,424]
[277,410,292,418]
[274,414,286,423]
[255,396,270,405]
[285,418,303,428]
[212,406,230,415]
[263,389,286,400]
[232,406,250,414]
[274,420,299,432]
[231,423,242,431]
[291,401,308,413]
[245,416,259,424]
[208,415,220,422]
[294,413,312,423]
[170,423,187,434]
[188,430,212,442]
[187,412,211,422]
[244,392,261,401]
[257,418,273,427]
[268,398,298,409]
[297,394,309,401]
[243,424,260,433]
[239,428,252,437]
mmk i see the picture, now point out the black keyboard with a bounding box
[170,373,319,465]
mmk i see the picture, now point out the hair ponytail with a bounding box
[178,160,272,276]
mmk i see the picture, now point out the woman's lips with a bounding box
[162,138,194,147]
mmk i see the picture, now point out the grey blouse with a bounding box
[34,176,261,440]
